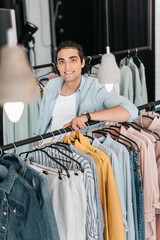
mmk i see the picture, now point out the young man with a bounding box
[35,41,138,135]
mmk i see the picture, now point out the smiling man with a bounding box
[35,40,138,135]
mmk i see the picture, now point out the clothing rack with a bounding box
[32,45,152,70]
[137,100,160,111]
[2,100,159,152]
[0,121,100,152]
[86,46,152,62]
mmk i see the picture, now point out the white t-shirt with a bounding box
[41,92,76,144]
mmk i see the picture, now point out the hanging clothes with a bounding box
[96,134,135,240]
[139,62,148,104]
[0,153,60,240]
[3,91,41,154]
[120,65,134,102]
[120,57,143,106]
[29,143,102,240]
[62,132,126,240]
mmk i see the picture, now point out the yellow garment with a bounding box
[62,132,126,240]
[40,86,46,99]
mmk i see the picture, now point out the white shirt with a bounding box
[41,92,76,144]
[49,92,76,131]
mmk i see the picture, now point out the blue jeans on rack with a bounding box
[129,151,139,240]
[132,151,145,240]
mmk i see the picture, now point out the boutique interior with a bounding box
[0,0,160,240]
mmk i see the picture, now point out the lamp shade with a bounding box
[98,52,121,84]
[0,44,37,105]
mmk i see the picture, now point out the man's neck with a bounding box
[60,77,82,96]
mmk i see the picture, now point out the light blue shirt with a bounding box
[120,65,134,102]
[92,137,128,235]
[120,58,143,106]
[99,134,135,240]
[70,144,104,240]
[35,74,138,135]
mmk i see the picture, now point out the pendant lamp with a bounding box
[0,29,37,122]
[98,0,120,85]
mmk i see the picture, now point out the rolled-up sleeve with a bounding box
[97,86,138,122]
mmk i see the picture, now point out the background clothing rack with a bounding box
[0,121,100,152]
[32,46,152,70]
[86,45,152,61]
[137,100,160,111]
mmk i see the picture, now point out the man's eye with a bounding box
[71,59,76,62]
[59,61,64,64]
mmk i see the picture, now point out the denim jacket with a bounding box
[0,159,48,240]
[35,74,138,135]
[1,153,60,240]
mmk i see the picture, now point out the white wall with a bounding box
[25,0,52,77]
[155,0,160,100]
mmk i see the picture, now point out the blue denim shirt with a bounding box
[1,154,60,240]
[35,74,138,135]
[0,159,48,240]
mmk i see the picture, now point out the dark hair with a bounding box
[55,40,89,75]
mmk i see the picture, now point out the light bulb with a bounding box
[4,102,24,122]
[105,84,114,92]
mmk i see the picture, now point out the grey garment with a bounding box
[31,145,99,240]
[69,144,104,240]
[92,137,128,235]
[3,91,41,155]
[99,135,135,240]
[139,62,148,104]
[120,65,134,102]
[120,57,143,106]
[91,64,100,76]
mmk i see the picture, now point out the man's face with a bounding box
[57,48,85,83]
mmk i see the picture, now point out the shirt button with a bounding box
[1,226,5,230]
[3,212,7,215]
[3,198,7,201]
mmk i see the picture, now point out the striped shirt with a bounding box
[31,144,99,240]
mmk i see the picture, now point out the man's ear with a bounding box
[81,58,85,68]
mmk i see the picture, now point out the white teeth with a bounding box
[65,71,72,74]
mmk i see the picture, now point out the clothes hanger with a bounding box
[122,122,141,131]
[122,121,160,141]
[22,147,71,178]
[44,128,84,172]
[27,160,64,180]
[125,49,130,65]
[20,138,84,173]
[102,126,140,152]
[92,129,133,152]
[132,48,141,68]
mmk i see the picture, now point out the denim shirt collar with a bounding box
[55,75,86,93]
[1,153,27,178]
[0,160,17,194]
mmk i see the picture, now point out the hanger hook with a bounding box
[135,48,138,56]
[62,128,67,139]
[0,148,3,157]
[150,102,156,111]
[147,103,152,112]
[127,49,130,58]
[12,142,17,154]
[50,131,55,142]
[87,56,92,65]
[56,129,62,141]
[38,135,44,146]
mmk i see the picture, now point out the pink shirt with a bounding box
[120,126,160,239]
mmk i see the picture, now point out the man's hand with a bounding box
[63,115,88,131]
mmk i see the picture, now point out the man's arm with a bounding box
[63,106,131,132]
